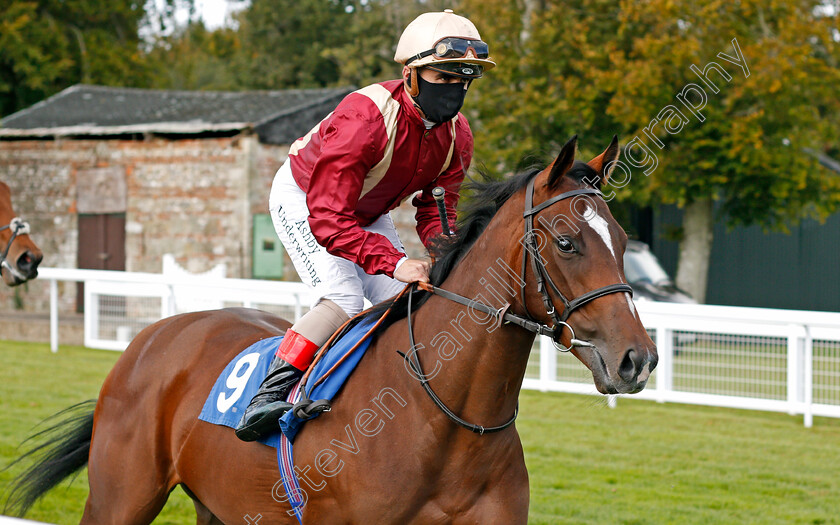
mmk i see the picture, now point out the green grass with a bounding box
[1,341,840,524]
[0,341,195,524]
[521,392,840,524]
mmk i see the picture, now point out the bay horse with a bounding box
[0,181,42,286]
[5,136,656,524]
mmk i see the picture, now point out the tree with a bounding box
[224,0,453,90]
[461,0,840,302]
[601,0,840,302]
[146,22,244,90]
[0,0,190,117]
[229,0,361,89]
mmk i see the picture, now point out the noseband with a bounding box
[521,177,633,351]
[0,217,32,281]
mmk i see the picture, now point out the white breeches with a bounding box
[268,159,406,317]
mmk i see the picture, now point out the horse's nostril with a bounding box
[618,349,638,383]
[17,251,41,275]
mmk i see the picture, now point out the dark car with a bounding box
[623,240,696,304]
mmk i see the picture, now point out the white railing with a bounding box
[38,267,315,351]
[35,268,840,427]
[525,300,840,427]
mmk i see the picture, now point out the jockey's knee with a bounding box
[292,297,354,346]
[321,294,364,318]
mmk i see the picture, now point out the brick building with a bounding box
[0,84,369,312]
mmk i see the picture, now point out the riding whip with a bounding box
[431,186,452,236]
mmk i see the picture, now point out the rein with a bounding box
[0,217,31,281]
[401,283,518,435]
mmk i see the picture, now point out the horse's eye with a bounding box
[557,237,576,254]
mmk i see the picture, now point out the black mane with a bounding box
[426,167,542,287]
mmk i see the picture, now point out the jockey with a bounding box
[235,9,495,442]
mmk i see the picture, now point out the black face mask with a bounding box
[413,75,468,124]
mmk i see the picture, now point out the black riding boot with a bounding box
[234,357,303,442]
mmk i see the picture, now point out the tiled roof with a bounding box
[0,84,354,144]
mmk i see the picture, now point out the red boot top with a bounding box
[276,330,320,371]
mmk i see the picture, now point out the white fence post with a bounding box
[83,282,96,349]
[163,284,177,319]
[787,324,803,416]
[539,335,557,392]
[655,325,672,403]
[804,327,813,428]
[49,278,58,353]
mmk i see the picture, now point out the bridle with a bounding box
[401,177,633,435]
[0,217,32,282]
[520,177,633,352]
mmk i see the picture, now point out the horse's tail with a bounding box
[3,399,96,516]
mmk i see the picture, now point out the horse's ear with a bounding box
[547,135,578,190]
[585,135,620,188]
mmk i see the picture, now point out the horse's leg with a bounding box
[180,484,226,525]
[79,481,171,525]
[80,408,177,525]
[453,444,530,525]
[79,317,192,525]
[194,500,225,525]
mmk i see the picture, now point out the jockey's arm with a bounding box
[305,111,410,278]
[412,115,474,250]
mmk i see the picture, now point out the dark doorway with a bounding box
[77,213,126,312]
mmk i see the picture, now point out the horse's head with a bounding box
[520,136,657,394]
[0,181,43,286]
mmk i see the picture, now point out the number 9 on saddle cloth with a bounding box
[199,317,379,445]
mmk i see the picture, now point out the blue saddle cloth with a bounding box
[198,317,378,445]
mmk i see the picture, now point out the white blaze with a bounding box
[625,292,637,318]
[585,205,638,319]
[584,205,616,262]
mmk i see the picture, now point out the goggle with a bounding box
[407,37,490,65]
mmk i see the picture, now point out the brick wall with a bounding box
[0,134,288,312]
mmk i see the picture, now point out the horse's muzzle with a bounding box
[3,250,42,285]
[582,344,658,395]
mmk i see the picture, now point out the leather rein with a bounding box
[0,217,31,281]
[401,179,632,435]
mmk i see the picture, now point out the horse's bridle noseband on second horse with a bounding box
[0,217,32,281]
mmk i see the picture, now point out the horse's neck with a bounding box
[411,221,535,425]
